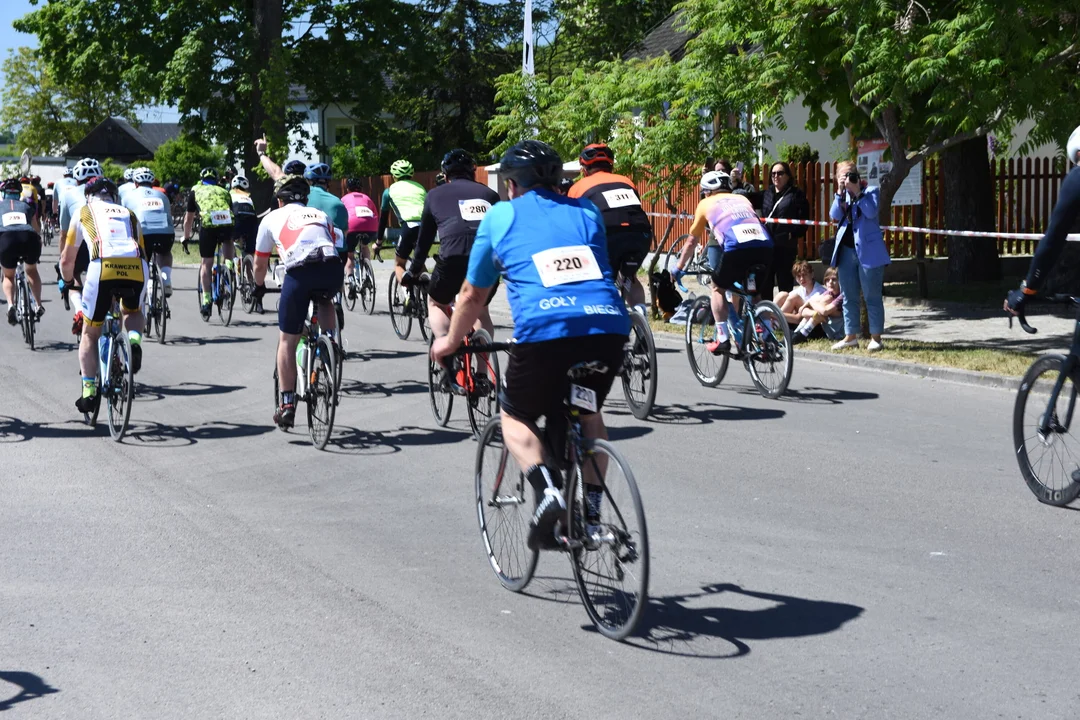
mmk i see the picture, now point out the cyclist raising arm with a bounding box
[1006,125,1080,315]
[431,140,630,551]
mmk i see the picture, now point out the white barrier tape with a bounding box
[645,211,1080,241]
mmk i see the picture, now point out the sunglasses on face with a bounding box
[771,170,787,177]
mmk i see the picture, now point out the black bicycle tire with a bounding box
[474,417,538,592]
[1013,354,1080,506]
[21,280,35,350]
[306,334,337,450]
[159,291,169,344]
[153,266,168,342]
[747,300,793,399]
[107,330,135,442]
[388,272,412,340]
[663,233,693,275]
[218,269,234,326]
[465,328,500,438]
[240,255,257,314]
[418,285,430,342]
[568,438,649,641]
[621,313,657,420]
[427,337,453,427]
[360,259,376,315]
[344,266,358,312]
[685,295,727,387]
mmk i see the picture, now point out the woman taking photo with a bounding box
[761,162,810,298]
[827,161,891,351]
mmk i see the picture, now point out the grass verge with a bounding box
[647,315,1036,377]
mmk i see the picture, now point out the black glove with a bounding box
[400,270,416,289]
[1005,287,1028,316]
[181,238,190,254]
[253,283,267,299]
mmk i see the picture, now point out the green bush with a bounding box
[148,135,226,187]
[776,141,820,165]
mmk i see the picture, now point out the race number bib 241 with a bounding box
[532,245,604,288]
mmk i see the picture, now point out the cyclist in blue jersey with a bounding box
[1006,125,1080,315]
[431,140,630,551]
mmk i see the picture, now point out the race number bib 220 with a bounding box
[532,245,604,288]
[458,199,492,221]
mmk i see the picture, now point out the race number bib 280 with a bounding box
[601,188,641,209]
[209,210,232,226]
[458,199,492,222]
[733,223,767,243]
[2,212,27,227]
[354,206,374,219]
[532,245,604,288]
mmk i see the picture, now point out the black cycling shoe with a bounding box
[35,305,45,320]
[200,303,211,320]
[130,343,142,374]
[6,307,15,326]
[527,488,567,551]
[274,403,296,430]
[75,394,99,414]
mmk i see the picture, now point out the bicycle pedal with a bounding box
[557,536,583,552]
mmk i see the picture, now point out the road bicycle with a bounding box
[427,328,501,438]
[614,272,658,420]
[82,301,136,442]
[344,255,376,315]
[272,300,340,450]
[388,271,430,341]
[663,233,715,290]
[196,246,236,326]
[1011,295,1080,505]
[144,255,170,343]
[42,215,55,246]
[470,342,649,640]
[238,253,259,314]
[684,265,793,398]
[13,261,39,350]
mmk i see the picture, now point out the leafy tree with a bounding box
[329,143,383,180]
[0,46,136,155]
[551,0,680,65]
[147,135,226,187]
[98,158,126,184]
[677,0,1080,282]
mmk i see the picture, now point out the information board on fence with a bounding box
[856,138,922,206]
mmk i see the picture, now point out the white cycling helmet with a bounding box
[72,158,103,183]
[231,175,249,190]
[700,170,732,193]
[1067,125,1080,166]
[133,167,156,185]
[122,167,134,181]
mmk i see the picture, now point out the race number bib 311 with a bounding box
[532,245,604,288]
[601,188,641,209]
[209,210,232,226]
[2,212,27,226]
[458,199,492,222]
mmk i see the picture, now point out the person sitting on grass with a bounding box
[791,267,844,344]
[774,259,824,326]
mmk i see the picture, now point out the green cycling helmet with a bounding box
[390,159,414,180]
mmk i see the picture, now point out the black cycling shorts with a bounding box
[233,217,258,256]
[606,229,652,279]
[75,242,89,278]
[198,226,234,259]
[144,233,175,257]
[500,333,626,423]
[346,231,376,253]
[395,225,421,261]
[427,255,499,307]
[711,246,773,291]
[278,258,345,335]
[0,230,42,269]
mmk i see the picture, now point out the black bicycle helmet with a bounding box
[345,177,365,192]
[84,176,119,200]
[274,174,310,203]
[499,140,563,190]
[558,177,574,195]
[1,178,22,194]
[199,167,217,181]
[441,148,476,178]
[283,159,307,175]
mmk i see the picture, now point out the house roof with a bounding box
[65,117,182,162]
[623,11,698,62]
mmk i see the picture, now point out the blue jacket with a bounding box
[829,186,891,269]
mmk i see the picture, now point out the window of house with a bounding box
[334,125,354,146]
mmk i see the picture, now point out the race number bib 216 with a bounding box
[458,199,492,222]
[532,245,604,288]
[209,210,232,226]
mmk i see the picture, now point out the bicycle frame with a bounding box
[1036,317,1080,437]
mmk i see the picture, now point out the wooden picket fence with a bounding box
[344,160,1064,259]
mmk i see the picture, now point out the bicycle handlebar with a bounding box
[1008,294,1079,335]
[452,341,514,356]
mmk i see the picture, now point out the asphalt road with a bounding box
[2,248,1079,719]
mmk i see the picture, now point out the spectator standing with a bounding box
[761,161,810,298]
[828,160,890,351]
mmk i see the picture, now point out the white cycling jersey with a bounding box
[254,202,337,270]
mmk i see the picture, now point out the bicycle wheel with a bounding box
[107,331,135,442]
[360,259,376,315]
[218,270,234,326]
[388,272,412,339]
[663,233,694,274]
[685,295,727,387]
[152,269,168,343]
[272,366,286,432]
[306,335,337,450]
[427,337,453,427]
[240,254,257,314]
[417,285,431,342]
[344,266,358,312]
[747,300,793,399]
[567,438,649,640]
[1013,354,1080,506]
[475,417,538,592]
[335,295,345,332]
[19,282,35,350]
[621,312,656,419]
[465,328,500,439]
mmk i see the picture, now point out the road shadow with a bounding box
[0,416,31,443]
[135,382,245,402]
[33,341,77,353]
[338,378,427,399]
[777,386,879,405]
[609,402,784,426]
[228,318,277,328]
[622,583,863,658]
[349,348,425,363]
[321,423,472,455]
[0,670,60,711]
[606,424,654,441]
[124,420,275,447]
[166,335,260,347]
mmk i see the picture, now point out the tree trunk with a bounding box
[944,136,1000,283]
[250,0,285,210]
